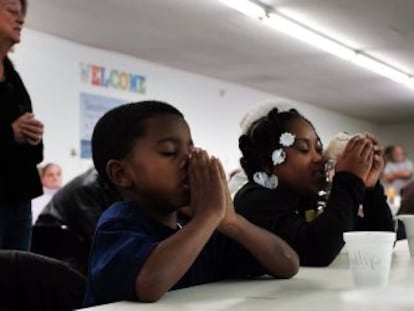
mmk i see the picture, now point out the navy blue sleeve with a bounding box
[87,224,158,305]
[221,238,265,279]
[171,232,265,291]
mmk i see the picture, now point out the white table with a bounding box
[81,241,414,310]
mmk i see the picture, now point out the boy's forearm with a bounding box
[136,214,221,302]
[220,214,299,279]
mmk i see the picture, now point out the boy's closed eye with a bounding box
[157,139,179,157]
[161,151,178,157]
[157,137,194,158]
[159,146,178,158]
[6,4,21,15]
[159,144,190,158]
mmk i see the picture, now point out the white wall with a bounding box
[10,29,375,183]
[375,123,414,160]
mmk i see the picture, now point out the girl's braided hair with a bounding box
[239,107,309,180]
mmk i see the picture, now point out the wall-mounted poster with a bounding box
[80,92,124,158]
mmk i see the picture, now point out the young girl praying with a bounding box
[234,107,394,266]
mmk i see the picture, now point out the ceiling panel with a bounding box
[24,0,414,123]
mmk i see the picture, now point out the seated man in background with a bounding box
[32,162,63,224]
[383,145,413,195]
[32,167,121,275]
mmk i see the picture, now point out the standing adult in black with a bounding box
[0,0,44,250]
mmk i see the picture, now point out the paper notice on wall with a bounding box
[80,92,124,158]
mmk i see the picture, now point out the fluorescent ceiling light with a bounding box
[219,0,265,19]
[352,54,409,84]
[264,13,355,60]
[403,80,414,90]
[219,0,413,89]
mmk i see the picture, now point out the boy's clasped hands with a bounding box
[187,148,238,232]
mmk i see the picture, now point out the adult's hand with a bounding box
[12,113,44,146]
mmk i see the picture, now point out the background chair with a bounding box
[31,223,90,275]
[0,250,85,310]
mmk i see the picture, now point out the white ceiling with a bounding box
[24,0,414,123]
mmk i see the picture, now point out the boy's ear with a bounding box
[106,159,133,188]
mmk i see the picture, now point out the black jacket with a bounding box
[0,57,43,203]
[234,172,394,266]
[37,168,120,247]
[34,168,120,274]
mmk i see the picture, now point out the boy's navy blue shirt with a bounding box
[84,201,264,306]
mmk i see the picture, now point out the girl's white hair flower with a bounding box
[253,171,278,189]
[272,148,286,166]
[279,132,296,147]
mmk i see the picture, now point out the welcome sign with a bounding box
[80,63,146,94]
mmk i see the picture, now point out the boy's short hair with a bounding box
[91,100,183,185]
